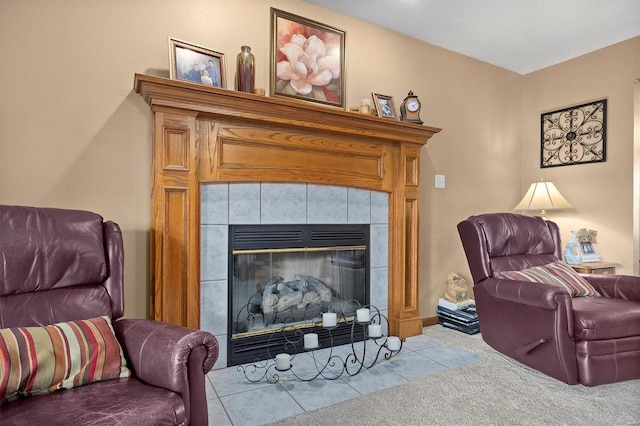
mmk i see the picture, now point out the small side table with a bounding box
[570,262,621,275]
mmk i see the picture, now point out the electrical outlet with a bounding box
[435,174,446,189]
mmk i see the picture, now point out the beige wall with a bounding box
[521,38,640,276]
[0,0,637,321]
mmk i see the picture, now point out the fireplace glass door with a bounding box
[228,224,369,365]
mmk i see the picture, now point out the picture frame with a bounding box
[571,230,601,263]
[372,93,398,119]
[540,99,607,168]
[169,37,226,89]
[270,8,346,109]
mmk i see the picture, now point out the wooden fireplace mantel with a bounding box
[134,73,441,338]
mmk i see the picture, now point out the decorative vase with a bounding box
[236,45,255,93]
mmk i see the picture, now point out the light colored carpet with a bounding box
[270,325,640,425]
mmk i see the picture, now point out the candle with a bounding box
[356,308,370,322]
[275,353,290,370]
[387,336,401,351]
[323,312,337,328]
[368,324,382,338]
[359,99,371,115]
[304,333,319,349]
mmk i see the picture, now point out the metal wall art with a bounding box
[540,99,607,168]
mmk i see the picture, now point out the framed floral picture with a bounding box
[270,8,345,108]
[169,37,226,89]
[540,99,607,168]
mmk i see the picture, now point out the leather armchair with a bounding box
[0,205,219,424]
[457,213,640,386]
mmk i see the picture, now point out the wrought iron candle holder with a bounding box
[238,302,405,383]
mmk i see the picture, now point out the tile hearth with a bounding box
[204,328,482,425]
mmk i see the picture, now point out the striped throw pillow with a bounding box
[0,316,131,404]
[499,261,601,297]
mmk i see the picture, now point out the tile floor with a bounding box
[205,328,482,425]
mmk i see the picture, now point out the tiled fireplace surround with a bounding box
[200,183,390,368]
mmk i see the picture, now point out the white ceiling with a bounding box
[303,0,640,74]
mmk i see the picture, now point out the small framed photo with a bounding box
[169,37,226,89]
[571,230,601,263]
[271,8,346,109]
[372,93,398,119]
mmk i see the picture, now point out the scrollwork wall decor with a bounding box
[540,99,607,168]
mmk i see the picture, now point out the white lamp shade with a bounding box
[514,180,572,213]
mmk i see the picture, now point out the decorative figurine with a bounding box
[564,241,582,265]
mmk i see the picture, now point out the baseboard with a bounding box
[422,316,439,327]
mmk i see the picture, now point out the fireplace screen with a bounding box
[228,224,369,365]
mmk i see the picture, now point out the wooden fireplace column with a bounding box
[134,74,440,338]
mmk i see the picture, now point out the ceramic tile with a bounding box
[261,183,307,224]
[369,267,388,310]
[200,280,227,336]
[370,224,389,268]
[402,334,445,351]
[416,343,482,368]
[212,335,227,370]
[347,187,371,223]
[209,362,275,397]
[201,183,229,225]
[221,384,303,426]
[382,350,449,381]
[229,183,261,224]
[297,349,353,379]
[307,184,348,223]
[371,190,389,224]
[341,362,408,395]
[206,394,232,426]
[205,373,217,399]
[280,378,361,411]
[200,225,228,281]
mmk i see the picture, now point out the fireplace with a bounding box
[134,74,441,364]
[228,224,369,365]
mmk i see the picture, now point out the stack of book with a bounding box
[437,298,480,335]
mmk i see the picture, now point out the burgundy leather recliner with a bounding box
[457,213,640,386]
[0,205,219,424]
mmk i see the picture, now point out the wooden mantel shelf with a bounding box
[134,73,441,338]
[134,74,439,146]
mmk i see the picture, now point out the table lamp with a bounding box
[514,179,573,218]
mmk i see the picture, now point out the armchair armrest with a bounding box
[113,318,218,391]
[483,278,572,310]
[113,319,219,425]
[584,274,640,301]
[474,278,574,343]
